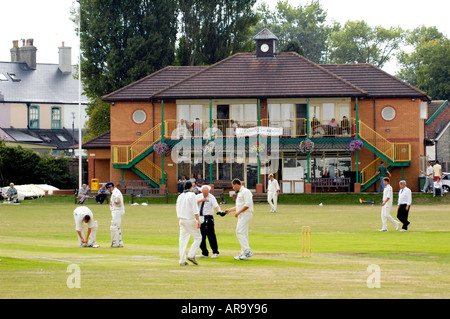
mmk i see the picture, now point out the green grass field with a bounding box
[0,195,449,299]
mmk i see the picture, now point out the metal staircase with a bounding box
[358,120,411,191]
[111,123,165,187]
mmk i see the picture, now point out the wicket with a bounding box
[301,226,311,257]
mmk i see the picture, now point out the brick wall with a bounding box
[353,98,425,191]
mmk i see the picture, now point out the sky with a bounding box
[1,0,449,75]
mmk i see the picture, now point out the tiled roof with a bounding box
[102,53,430,102]
[0,62,88,104]
[82,130,110,149]
[102,66,207,102]
[152,52,366,99]
[1,128,78,149]
[321,64,428,99]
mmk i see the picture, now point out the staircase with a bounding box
[358,120,411,191]
[111,123,165,187]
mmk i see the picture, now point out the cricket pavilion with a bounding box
[93,29,430,194]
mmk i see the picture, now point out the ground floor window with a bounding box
[176,150,351,190]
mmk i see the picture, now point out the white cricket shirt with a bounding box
[177,191,199,220]
[73,206,94,231]
[236,186,253,213]
[267,179,280,193]
[383,184,393,205]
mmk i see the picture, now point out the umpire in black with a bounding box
[195,185,223,258]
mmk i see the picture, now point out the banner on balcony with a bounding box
[236,126,283,137]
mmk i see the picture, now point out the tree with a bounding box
[255,0,329,63]
[397,26,450,100]
[177,0,258,66]
[76,0,178,100]
[73,0,178,138]
[327,20,405,68]
[83,98,111,142]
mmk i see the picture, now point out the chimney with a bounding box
[58,41,72,74]
[19,38,37,69]
[10,40,20,62]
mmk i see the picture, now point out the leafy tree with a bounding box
[255,0,329,63]
[177,0,258,66]
[397,26,450,100]
[83,98,110,142]
[76,0,178,99]
[327,20,405,68]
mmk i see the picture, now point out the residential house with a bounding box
[425,100,450,171]
[0,39,89,155]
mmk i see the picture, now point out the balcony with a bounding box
[164,117,356,139]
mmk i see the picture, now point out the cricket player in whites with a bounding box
[176,181,202,265]
[267,174,280,213]
[379,177,400,232]
[73,206,99,247]
[225,178,254,260]
[106,182,125,247]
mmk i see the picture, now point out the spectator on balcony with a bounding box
[311,117,321,135]
[177,119,188,139]
[193,118,202,138]
[340,116,350,135]
[329,118,338,135]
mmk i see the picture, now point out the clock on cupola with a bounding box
[253,28,278,58]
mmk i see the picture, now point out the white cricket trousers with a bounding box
[381,204,399,230]
[267,192,278,211]
[236,211,253,254]
[77,221,98,245]
[179,218,202,263]
[111,210,125,245]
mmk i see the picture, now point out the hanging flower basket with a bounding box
[154,142,169,154]
[203,141,216,155]
[299,139,314,153]
[249,141,266,154]
[349,139,364,152]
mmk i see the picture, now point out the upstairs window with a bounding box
[51,106,62,129]
[29,105,40,129]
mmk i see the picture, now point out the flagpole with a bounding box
[78,3,82,190]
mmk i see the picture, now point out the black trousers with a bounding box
[397,204,410,230]
[96,193,107,204]
[200,215,219,256]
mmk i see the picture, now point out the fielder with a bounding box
[176,181,202,265]
[106,182,125,247]
[267,174,280,213]
[225,178,254,260]
[379,177,400,232]
[73,206,99,247]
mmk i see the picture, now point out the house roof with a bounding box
[320,64,429,99]
[102,52,429,102]
[0,127,78,149]
[102,66,207,102]
[81,130,111,149]
[0,61,88,104]
[151,52,367,99]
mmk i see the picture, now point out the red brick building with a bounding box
[94,29,430,194]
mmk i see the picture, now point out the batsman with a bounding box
[106,182,125,247]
